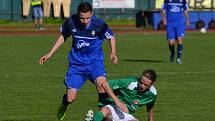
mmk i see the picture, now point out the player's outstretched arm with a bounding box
[39,35,65,65]
[109,37,118,64]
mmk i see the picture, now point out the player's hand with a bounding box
[116,101,129,113]
[110,53,118,64]
[39,54,51,65]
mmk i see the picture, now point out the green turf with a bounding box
[0,32,215,121]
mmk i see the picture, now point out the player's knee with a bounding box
[67,94,76,103]
[96,76,107,92]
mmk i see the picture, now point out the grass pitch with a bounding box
[0,32,215,121]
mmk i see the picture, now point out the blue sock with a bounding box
[169,44,175,57]
[177,44,183,59]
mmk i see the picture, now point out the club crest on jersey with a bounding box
[91,31,95,36]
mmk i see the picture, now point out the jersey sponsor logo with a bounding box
[170,5,180,12]
[76,40,90,49]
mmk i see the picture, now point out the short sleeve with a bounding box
[99,22,114,40]
[183,0,188,10]
[60,19,71,40]
[161,0,168,10]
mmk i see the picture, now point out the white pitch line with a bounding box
[2,71,215,78]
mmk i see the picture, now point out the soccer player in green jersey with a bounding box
[85,69,157,121]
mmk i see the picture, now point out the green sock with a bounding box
[93,111,104,121]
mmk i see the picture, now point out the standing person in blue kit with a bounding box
[39,2,128,120]
[161,0,190,64]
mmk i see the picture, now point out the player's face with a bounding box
[138,76,153,93]
[79,11,92,26]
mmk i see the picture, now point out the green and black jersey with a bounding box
[99,77,157,113]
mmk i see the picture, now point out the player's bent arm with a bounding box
[39,35,65,65]
[146,102,154,121]
[101,80,128,113]
[109,37,118,64]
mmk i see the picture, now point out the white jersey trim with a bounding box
[104,32,113,39]
[168,3,183,6]
[149,85,157,95]
[74,35,97,39]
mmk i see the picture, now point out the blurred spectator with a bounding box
[31,0,45,30]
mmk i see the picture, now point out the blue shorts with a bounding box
[64,61,106,90]
[33,6,43,19]
[166,22,185,41]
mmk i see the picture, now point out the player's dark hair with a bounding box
[78,2,92,14]
[142,69,157,82]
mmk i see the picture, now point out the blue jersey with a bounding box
[60,14,114,65]
[162,0,188,23]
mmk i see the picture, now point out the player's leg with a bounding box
[167,24,176,63]
[57,65,87,120]
[88,61,109,105]
[57,88,77,120]
[176,23,185,64]
[104,105,137,121]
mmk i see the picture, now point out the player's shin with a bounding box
[177,44,183,59]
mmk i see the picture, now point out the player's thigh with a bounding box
[166,24,176,41]
[65,65,87,90]
[176,23,185,38]
[89,60,106,83]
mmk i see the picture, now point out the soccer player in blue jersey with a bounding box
[161,0,190,64]
[85,69,157,121]
[39,2,127,120]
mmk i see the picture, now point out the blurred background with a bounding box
[0,0,215,30]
